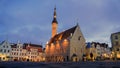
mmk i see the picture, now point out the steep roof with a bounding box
[23,43,42,48]
[0,40,9,45]
[11,44,17,48]
[52,7,58,24]
[48,25,77,45]
[111,31,120,35]
[111,31,120,38]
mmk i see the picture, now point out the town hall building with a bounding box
[45,7,86,62]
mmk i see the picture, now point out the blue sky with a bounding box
[0,0,120,47]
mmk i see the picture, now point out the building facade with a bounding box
[11,42,27,61]
[0,40,11,61]
[45,7,86,62]
[24,43,44,62]
[0,40,44,62]
[111,32,120,59]
[85,42,111,61]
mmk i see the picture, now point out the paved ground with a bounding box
[0,61,120,68]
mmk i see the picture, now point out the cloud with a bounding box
[0,0,120,47]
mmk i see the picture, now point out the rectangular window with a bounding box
[0,49,2,52]
[115,35,118,40]
[115,41,119,45]
[3,46,5,48]
[116,48,119,51]
[4,50,6,53]
[8,50,10,52]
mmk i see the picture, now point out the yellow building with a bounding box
[85,42,111,61]
[45,7,86,62]
[85,42,97,61]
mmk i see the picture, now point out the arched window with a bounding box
[50,43,55,55]
[62,39,69,47]
[56,41,60,55]
[62,39,69,53]
[45,45,49,55]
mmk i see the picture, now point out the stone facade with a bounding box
[45,7,86,62]
[69,25,86,61]
[111,32,120,59]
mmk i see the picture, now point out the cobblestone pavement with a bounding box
[0,61,120,68]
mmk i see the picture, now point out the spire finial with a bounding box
[54,5,56,10]
[54,6,56,18]
[52,6,58,24]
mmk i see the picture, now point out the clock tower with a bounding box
[52,7,58,37]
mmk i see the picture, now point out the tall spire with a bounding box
[54,6,56,18]
[52,6,58,37]
[52,6,58,24]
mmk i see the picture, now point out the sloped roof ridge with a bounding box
[48,25,77,45]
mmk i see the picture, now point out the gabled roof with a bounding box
[111,31,120,35]
[23,43,42,48]
[48,25,78,45]
[111,31,120,38]
[0,40,9,45]
[11,44,17,48]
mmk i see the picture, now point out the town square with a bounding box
[0,0,120,68]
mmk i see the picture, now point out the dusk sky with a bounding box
[0,0,120,47]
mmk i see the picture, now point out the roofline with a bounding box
[111,31,120,35]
